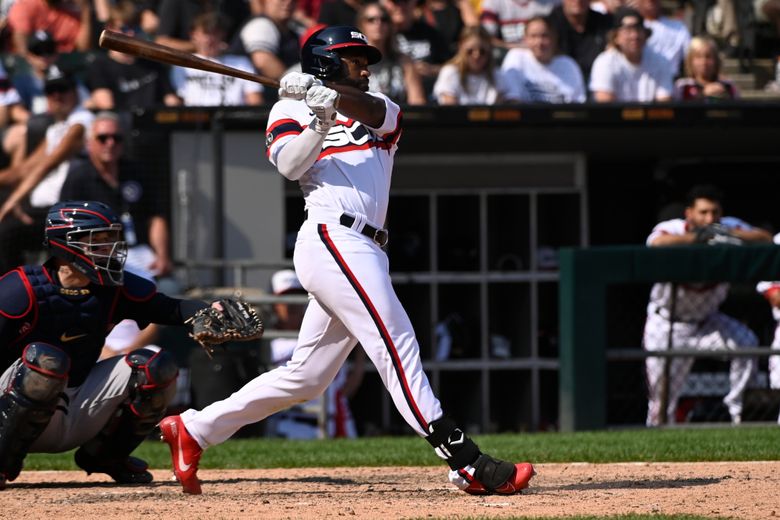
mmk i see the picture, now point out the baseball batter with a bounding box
[160,25,535,496]
[0,201,222,489]
[643,185,771,426]
[756,232,780,424]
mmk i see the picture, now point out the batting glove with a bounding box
[306,85,340,134]
[278,71,322,100]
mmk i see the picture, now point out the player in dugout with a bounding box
[158,25,535,496]
[0,200,259,489]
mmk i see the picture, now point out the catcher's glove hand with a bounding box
[694,223,744,246]
[187,298,264,358]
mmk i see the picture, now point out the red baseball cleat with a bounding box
[461,462,536,495]
[159,415,203,494]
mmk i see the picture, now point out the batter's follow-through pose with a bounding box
[160,25,535,496]
[0,200,260,489]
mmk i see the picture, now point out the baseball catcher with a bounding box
[0,200,262,489]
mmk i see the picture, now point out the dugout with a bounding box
[132,102,780,434]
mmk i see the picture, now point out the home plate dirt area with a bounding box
[3,462,778,519]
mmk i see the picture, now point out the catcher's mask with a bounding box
[300,26,382,81]
[44,200,128,286]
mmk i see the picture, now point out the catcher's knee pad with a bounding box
[425,416,480,471]
[0,343,69,480]
[125,347,178,433]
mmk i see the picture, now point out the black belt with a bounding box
[340,214,389,247]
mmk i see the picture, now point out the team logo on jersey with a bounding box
[322,120,373,150]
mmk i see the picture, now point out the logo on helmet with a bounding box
[351,31,368,42]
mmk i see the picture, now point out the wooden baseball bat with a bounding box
[98,30,280,89]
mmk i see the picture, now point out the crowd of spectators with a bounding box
[0,0,776,280]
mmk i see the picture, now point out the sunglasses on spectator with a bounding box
[364,15,390,24]
[95,133,124,144]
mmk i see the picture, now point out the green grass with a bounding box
[24,425,780,471]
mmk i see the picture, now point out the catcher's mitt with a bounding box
[694,223,744,246]
[187,298,264,357]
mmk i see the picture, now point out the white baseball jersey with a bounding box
[179,91,446,448]
[643,216,758,426]
[170,54,261,106]
[757,233,780,396]
[266,92,402,226]
[501,48,586,103]
[589,47,674,102]
[480,0,559,43]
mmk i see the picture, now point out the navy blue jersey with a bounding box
[0,261,201,387]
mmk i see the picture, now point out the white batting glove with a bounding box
[278,71,322,100]
[306,85,340,134]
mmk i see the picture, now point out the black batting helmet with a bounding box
[44,201,127,286]
[300,26,382,81]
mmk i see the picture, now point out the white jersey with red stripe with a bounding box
[646,216,752,323]
[266,92,402,227]
[179,89,445,448]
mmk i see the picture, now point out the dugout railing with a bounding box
[558,244,780,432]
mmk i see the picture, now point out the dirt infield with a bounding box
[3,461,778,519]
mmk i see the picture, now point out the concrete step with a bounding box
[739,88,780,100]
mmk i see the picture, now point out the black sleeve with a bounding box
[122,292,209,329]
[59,160,88,201]
[156,0,183,38]
[86,55,113,91]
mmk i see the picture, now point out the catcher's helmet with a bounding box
[300,26,382,81]
[44,200,127,286]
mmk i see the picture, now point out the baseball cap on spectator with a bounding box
[43,65,75,94]
[28,30,57,56]
[613,7,652,35]
[271,269,306,295]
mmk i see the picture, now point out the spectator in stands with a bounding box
[479,0,558,49]
[60,111,174,282]
[358,1,426,105]
[422,0,479,56]
[674,35,738,101]
[170,13,263,106]
[502,16,586,102]
[237,0,302,100]
[0,61,30,169]
[155,0,256,51]
[318,0,362,27]
[434,25,518,104]
[755,232,780,425]
[86,1,180,112]
[635,0,691,75]
[0,66,93,272]
[381,0,452,97]
[546,0,613,82]
[589,7,674,102]
[590,0,625,14]
[265,269,365,439]
[12,30,59,114]
[643,184,771,427]
[7,0,91,56]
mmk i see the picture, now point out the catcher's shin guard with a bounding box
[0,343,69,484]
[77,348,177,484]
